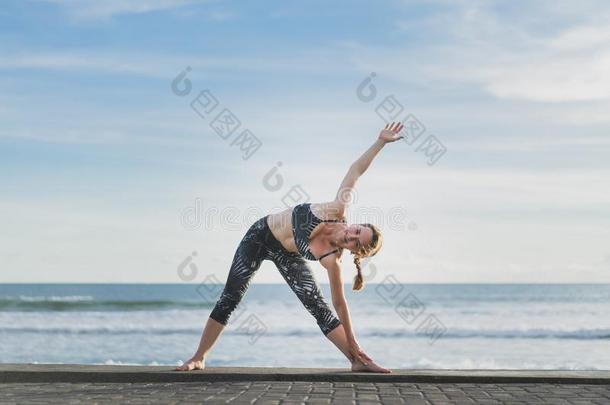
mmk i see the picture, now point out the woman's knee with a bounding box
[321,318,342,336]
[305,296,341,335]
[209,291,242,325]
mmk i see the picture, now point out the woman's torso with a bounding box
[266,202,345,260]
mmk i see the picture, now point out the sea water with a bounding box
[0,283,608,370]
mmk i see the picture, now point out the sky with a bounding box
[1,0,609,283]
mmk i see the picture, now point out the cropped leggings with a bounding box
[209,215,342,336]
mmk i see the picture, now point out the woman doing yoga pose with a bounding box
[176,121,405,373]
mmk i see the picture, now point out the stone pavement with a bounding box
[1,381,610,404]
[0,365,609,404]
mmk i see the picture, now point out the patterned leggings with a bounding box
[209,215,342,336]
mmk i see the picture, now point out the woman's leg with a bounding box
[271,254,343,338]
[325,323,357,362]
[271,252,391,373]
[176,218,267,371]
[270,254,352,363]
[324,324,390,372]
[193,317,224,364]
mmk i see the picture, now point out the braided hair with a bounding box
[351,223,383,291]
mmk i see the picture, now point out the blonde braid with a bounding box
[352,255,364,291]
[350,223,383,292]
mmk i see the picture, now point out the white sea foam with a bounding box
[17,295,94,302]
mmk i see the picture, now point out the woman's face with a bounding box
[343,224,373,253]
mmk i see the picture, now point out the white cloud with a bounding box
[0,51,176,77]
[8,8,610,104]
[386,1,610,102]
[33,0,208,20]
[451,134,610,150]
[0,46,353,78]
[549,24,610,51]
[482,50,610,102]
[0,129,128,144]
[2,167,609,283]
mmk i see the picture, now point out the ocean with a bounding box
[0,283,609,370]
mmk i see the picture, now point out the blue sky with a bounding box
[1,0,609,283]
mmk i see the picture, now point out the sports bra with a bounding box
[292,203,346,261]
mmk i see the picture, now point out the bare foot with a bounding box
[351,360,392,373]
[175,358,205,371]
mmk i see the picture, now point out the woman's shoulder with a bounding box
[310,201,346,221]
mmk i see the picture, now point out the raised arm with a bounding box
[333,121,404,213]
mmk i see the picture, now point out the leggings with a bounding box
[209,215,342,336]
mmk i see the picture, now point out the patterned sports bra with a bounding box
[292,203,346,261]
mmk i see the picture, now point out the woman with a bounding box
[176,121,405,373]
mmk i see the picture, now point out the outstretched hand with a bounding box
[378,121,404,143]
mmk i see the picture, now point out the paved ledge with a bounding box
[1,364,609,384]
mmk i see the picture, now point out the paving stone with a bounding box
[1,381,609,404]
